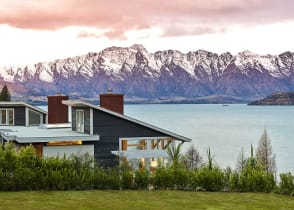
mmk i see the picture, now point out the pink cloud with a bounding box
[0,0,293,39]
[77,31,103,39]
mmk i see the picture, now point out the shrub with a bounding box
[192,166,225,191]
[134,169,149,189]
[238,168,275,192]
[279,173,294,195]
[153,167,173,189]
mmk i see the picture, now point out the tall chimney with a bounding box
[100,90,124,114]
[47,94,69,123]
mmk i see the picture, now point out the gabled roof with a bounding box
[63,100,191,142]
[0,101,47,115]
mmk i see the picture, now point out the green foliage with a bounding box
[206,148,214,171]
[92,167,119,190]
[166,142,183,167]
[119,159,134,189]
[230,144,275,192]
[236,147,246,173]
[279,173,294,195]
[0,143,287,194]
[134,169,149,189]
[238,167,275,192]
[153,167,173,189]
[0,84,11,101]
[192,166,225,191]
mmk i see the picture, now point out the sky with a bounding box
[0,0,294,66]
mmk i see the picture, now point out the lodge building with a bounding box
[0,92,191,169]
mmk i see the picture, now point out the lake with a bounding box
[124,104,294,174]
[40,104,294,174]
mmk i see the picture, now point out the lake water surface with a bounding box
[125,104,294,174]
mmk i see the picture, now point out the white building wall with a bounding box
[43,145,94,158]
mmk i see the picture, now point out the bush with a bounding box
[0,143,285,193]
[192,166,225,191]
[134,169,149,189]
[93,167,119,190]
[279,173,294,195]
[153,167,173,189]
[238,169,275,192]
[229,171,240,192]
[172,166,190,190]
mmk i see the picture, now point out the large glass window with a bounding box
[121,139,146,151]
[28,109,42,125]
[0,109,14,125]
[76,110,84,133]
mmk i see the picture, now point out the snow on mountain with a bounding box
[1,45,294,101]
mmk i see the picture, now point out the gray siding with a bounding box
[0,106,25,126]
[71,107,91,134]
[93,109,167,167]
[13,107,26,126]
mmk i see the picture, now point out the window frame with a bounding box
[28,108,42,126]
[0,108,14,125]
[76,109,84,133]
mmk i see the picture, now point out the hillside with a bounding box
[249,92,294,105]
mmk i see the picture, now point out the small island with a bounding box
[248,91,294,105]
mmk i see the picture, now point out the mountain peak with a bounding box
[1,46,294,102]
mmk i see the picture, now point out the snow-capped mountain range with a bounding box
[1,44,294,103]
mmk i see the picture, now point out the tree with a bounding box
[0,84,11,101]
[255,129,276,174]
[182,144,202,170]
[236,147,246,173]
[247,144,257,169]
[207,147,214,171]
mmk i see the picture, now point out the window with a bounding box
[0,109,14,125]
[121,139,146,151]
[28,109,42,125]
[76,110,84,133]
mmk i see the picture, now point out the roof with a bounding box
[63,100,191,142]
[0,126,99,143]
[0,101,47,115]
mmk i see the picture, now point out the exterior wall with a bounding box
[0,106,26,126]
[43,145,94,158]
[13,107,26,126]
[92,109,167,167]
[0,106,46,126]
[71,107,91,134]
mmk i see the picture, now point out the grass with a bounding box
[0,190,293,210]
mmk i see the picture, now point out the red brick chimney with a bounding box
[100,90,124,114]
[47,94,69,123]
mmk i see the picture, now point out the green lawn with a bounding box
[0,190,293,210]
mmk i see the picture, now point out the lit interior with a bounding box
[47,140,82,146]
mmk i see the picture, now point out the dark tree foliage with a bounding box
[0,84,11,101]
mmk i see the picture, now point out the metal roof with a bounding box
[0,126,99,143]
[63,100,191,142]
[0,102,48,115]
